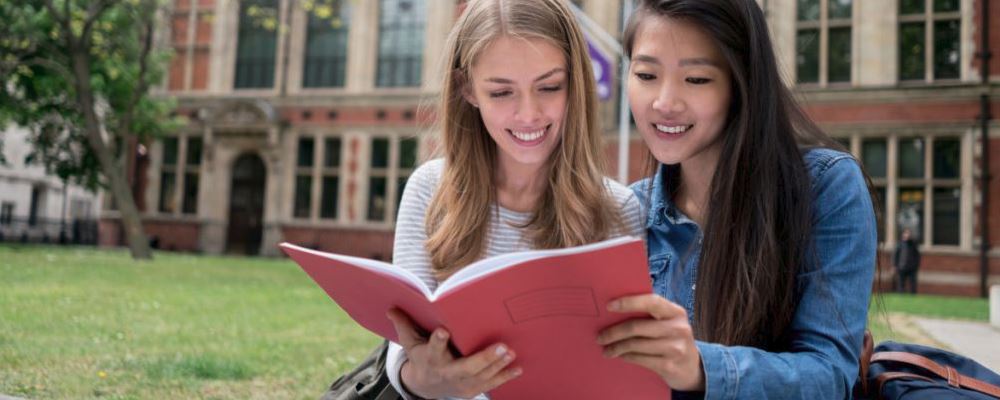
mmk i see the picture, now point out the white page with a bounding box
[282,243,434,299]
[431,236,638,300]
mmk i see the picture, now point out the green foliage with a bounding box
[0,0,181,192]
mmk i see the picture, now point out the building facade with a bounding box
[1,126,101,244]
[101,0,1000,296]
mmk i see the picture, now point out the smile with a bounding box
[655,124,693,134]
[508,125,550,144]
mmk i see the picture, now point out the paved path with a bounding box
[913,317,1000,372]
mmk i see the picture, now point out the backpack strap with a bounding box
[872,351,1000,398]
[875,371,936,395]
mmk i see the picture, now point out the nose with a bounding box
[514,93,543,125]
[652,82,686,114]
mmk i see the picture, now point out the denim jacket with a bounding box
[630,148,876,400]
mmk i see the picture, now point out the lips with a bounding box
[507,124,550,145]
[654,123,693,134]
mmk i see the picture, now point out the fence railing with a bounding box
[0,217,99,245]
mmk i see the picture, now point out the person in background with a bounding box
[894,228,921,294]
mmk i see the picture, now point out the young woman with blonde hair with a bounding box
[383,0,644,398]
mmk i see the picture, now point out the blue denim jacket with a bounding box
[630,148,876,400]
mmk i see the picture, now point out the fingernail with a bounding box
[513,368,523,376]
[495,345,508,356]
[607,301,620,311]
[435,330,448,340]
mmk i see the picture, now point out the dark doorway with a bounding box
[226,153,266,255]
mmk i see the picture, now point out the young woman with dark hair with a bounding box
[598,0,878,398]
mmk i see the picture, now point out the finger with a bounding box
[615,352,665,375]
[474,347,516,381]
[597,318,682,345]
[386,309,426,349]
[453,343,513,376]
[602,337,675,359]
[607,294,686,320]
[477,364,523,394]
[425,328,454,363]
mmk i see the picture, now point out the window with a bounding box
[303,1,351,88]
[796,0,852,85]
[320,138,342,219]
[159,136,202,215]
[899,0,960,81]
[0,202,13,226]
[293,135,343,220]
[855,134,963,247]
[294,137,315,219]
[367,136,419,223]
[159,137,179,213]
[376,0,426,88]
[234,0,278,89]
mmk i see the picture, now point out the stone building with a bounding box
[99,0,1000,296]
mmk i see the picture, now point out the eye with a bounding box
[539,85,563,92]
[634,72,656,81]
[489,90,512,98]
[686,77,712,84]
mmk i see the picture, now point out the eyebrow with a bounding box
[632,54,721,68]
[484,68,566,84]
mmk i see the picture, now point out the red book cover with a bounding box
[280,237,671,400]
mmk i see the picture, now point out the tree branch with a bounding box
[82,0,116,48]
[115,2,155,139]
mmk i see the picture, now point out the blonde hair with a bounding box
[425,0,624,281]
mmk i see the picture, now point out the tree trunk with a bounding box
[71,51,152,260]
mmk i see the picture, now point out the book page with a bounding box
[280,243,433,298]
[432,236,638,300]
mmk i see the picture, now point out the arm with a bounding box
[386,160,520,399]
[694,157,876,399]
[603,157,876,399]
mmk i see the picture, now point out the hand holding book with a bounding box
[280,236,672,400]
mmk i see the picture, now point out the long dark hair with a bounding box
[624,0,858,350]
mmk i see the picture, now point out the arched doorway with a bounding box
[226,153,266,255]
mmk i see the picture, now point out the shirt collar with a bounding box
[645,163,699,228]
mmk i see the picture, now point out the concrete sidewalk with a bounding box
[913,317,1000,372]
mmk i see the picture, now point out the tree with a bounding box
[0,0,178,259]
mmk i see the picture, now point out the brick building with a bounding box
[99,0,1000,296]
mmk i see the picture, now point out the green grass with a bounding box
[867,292,990,345]
[0,245,380,399]
[1,245,992,398]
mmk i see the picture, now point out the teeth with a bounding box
[655,124,690,134]
[511,129,545,141]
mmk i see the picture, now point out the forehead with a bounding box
[470,35,566,79]
[631,16,725,64]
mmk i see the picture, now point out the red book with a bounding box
[280,237,671,400]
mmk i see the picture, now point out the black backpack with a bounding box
[320,341,401,400]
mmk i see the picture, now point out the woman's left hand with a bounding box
[598,294,706,391]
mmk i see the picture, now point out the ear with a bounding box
[454,70,479,108]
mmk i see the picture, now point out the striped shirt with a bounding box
[386,158,645,400]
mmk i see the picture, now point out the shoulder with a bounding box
[603,177,640,209]
[405,158,446,196]
[604,177,646,237]
[801,147,873,221]
[802,147,863,189]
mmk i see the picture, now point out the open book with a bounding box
[279,236,671,400]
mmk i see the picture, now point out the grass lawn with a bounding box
[868,292,989,345]
[0,245,991,399]
[0,245,380,399]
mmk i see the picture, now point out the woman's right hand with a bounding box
[387,309,522,399]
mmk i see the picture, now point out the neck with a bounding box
[675,147,721,227]
[495,155,548,213]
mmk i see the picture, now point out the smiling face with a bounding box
[465,35,568,170]
[628,16,732,171]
